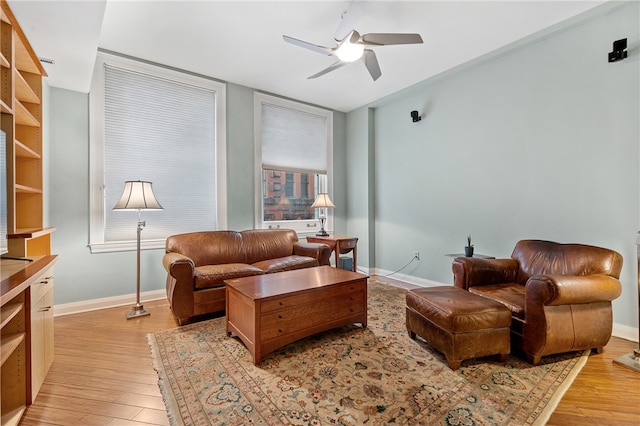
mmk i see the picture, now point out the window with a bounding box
[254,93,333,234]
[285,172,294,197]
[89,52,226,253]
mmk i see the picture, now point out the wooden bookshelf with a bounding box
[1,1,55,424]
[1,0,50,259]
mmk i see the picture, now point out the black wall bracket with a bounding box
[608,38,628,63]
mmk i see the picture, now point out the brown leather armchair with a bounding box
[452,240,623,365]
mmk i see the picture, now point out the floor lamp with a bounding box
[613,231,640,372]
[113,180,163,319]
[311,192,335,236]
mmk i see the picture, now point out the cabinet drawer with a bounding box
[261,281,365,313]
[31,268,54,303]
[261,290,365,340]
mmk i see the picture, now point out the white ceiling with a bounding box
[9,0,607,113]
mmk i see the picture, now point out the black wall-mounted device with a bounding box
[411,110,421,123]
[608,38,628,63]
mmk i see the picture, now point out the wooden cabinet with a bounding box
[29,268,53,399]
[1,256,57,426]
[1,0,53,259]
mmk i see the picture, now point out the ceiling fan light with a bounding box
[335,41,364,62]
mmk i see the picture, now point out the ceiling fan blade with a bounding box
[308,61,347,79]
[359,33,424,46]
[283,35,333,56]
[334,0,364,41]
[363,49,381,81]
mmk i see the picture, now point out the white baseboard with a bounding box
[370,267,639,343]
[54,289,167,317]
[613,323,639,343]
[370,267,443,288]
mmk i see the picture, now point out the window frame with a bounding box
[89,51,227,253]
[253,93,333,235]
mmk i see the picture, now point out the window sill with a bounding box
[88,239,166,254]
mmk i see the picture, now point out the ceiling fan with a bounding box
[283,1,423,81]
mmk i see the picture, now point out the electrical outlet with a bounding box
[414,251,420,260]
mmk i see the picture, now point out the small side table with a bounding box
[445,253,495,259]
[307,235,358,272]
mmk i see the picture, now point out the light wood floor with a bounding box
[19,280,640,425]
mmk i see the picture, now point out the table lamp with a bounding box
[310,192,334,236]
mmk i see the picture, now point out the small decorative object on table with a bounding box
[464,234,474,257]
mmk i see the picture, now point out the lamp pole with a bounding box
[127,215,150,319]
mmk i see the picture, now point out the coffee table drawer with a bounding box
[260,290,365,340]
[261,281,364,313]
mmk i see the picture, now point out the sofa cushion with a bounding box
[241,229,299,264]
[469,283,525,319]
[194,263,264,289]
[167,231,245,266]
[253,255,319,273]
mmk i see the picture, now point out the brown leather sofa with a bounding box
[163,229,332,325]
[452,240,623,365]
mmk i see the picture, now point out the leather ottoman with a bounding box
[406,286,511,370]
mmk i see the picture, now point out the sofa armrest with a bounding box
[293,242,332,266]
[452,257,519,290]
[525,274,622,306]
[163,252,196,278]
[163,252,197,323]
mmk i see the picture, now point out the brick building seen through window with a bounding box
[263,170,319,221]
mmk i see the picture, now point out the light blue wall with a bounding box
[346,2,639,329]
[48,83,346,305]
[47,1,638,331]
[226,83,257,230]
[346,107,375,269]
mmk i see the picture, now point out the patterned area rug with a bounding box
[148,281,588,425]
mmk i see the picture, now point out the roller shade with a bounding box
[103,64,218,242]
[261,103,328,174]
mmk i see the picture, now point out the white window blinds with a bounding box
[103,64,218,242]
[261,103,328,174]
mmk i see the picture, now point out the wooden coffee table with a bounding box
[225,266,368,365]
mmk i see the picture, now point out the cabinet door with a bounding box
[30,296,45,398]
[42,289,54,373]
[30,271,54,401]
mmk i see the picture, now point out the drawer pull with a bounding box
[278,315,283,319]
[40,280,49,285]
[279,302,284,306]
[39,306,52,312]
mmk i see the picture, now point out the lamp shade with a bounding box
[310,193,335,209]
[113,181,163,210]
